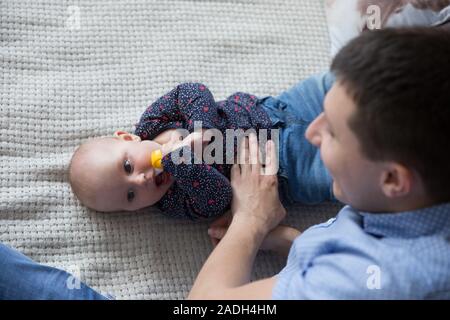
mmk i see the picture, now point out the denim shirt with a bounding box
[273,203,450,299]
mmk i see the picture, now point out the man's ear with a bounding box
[379,163,413,199]
[113,130,141,142]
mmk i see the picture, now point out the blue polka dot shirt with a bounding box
[135,83,273,220]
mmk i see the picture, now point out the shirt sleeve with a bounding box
[272,248,398,300]
[156,146,232,220]
[134,83,221,140]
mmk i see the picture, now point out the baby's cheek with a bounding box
[140,188,165,208]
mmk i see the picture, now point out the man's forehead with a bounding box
[326,82,356,116]
[325,82,359,137]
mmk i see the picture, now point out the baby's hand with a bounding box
[161,130,211,159]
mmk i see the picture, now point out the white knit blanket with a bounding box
[0,0,341,299]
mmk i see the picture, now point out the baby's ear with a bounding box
[113,130,141,142]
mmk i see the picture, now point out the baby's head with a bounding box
[69,131,173,212]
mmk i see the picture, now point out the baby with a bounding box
[69,79,336,220]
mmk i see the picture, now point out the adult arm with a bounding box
[188,134,287,299]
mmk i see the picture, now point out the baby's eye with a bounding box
[124,159,133,174]
[127,189,135,202]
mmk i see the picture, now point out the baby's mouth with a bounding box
[154,172,168,187]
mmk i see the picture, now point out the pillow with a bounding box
[325,0,450,56]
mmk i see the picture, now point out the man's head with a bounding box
[306,27,450,212]
[69,131,173,212]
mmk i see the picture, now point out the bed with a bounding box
[0,0,341,299]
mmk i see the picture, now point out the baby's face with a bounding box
[79,137,174,212]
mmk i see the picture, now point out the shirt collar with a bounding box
[359,202,450,238]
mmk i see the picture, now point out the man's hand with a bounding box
[188,134,285,299]
[230,133,286,235]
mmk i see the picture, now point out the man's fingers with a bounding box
[238,136,249,165]
[238,136,251,177]
[265,140,279,176]
[231,164,240,182]
[248,133,261,173]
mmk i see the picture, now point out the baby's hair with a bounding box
[68,137,116,209]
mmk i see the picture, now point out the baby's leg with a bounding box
[260,72,336,205]
[276,72,334,123]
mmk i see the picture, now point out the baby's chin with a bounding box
[155,173,175,195]
[136,174,176,210]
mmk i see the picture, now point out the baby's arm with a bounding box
[157,145,232,220]
[135,83,221,140]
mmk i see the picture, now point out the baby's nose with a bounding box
[137,169,154,186]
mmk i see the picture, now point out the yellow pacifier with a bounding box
[150,149,163,170]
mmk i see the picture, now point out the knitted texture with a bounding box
[0,0,340,299]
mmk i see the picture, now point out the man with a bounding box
[188,28,450,299]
